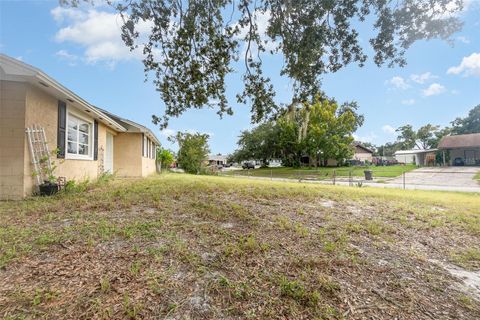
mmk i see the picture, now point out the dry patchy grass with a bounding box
[0,174,479,319]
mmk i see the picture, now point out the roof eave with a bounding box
[0,54,126,132]
[34,72,126,132]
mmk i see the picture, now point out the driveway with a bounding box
[387,167,480,189]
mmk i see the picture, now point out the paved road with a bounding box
[220,167,480,193]
[387,167,480,189]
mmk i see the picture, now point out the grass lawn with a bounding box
[224,164,417,180]
[1,174,479,319]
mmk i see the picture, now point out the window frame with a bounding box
[65,108,94,161]
[143,134,147,158]
[148,139,151,158]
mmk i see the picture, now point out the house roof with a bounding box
[438,133,480,149]
[95,107,160,145]
[208,154,228,161]
[353,142,374,154]
[1,54,160,145]
[0,54,126,132]
[394,149,437,155]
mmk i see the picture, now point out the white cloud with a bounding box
[382,125,396,135]
[410,72,437,84]
[432,0,473,19]
[51,6,87,22]
[160,128,214,139]
[353,132,377,143]
[422,83,446,96]
[401,99,416,105]
[52,7,154,66]
[160,128,176,139]
[447,52,480,77]
[386,76,410,90]
[457,36,470,44]
[236,9,279,57]
[55,49,79,65]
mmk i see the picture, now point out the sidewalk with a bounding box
[222,174,480,193]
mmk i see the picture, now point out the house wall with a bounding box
[395,154,416,164]
[354,152,373,162]
[113,132,143,177]
[448,148,480,165]
[326,159,338,167]
[397,153,429,165]
[0,81,27,200]
[353,147,373,162]
[141,156,157,177]
[1,80,158,198]
[23,84,108,196]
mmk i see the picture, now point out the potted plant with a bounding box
[39,174,59,196]
[35,153,59,196]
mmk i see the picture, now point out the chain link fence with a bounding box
[220,167,480,192]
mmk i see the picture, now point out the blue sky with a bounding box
[1,1,479,154]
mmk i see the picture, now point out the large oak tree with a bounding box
[63,0,465,127]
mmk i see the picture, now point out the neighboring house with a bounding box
[268,159,282,167]
[0,54,160,200]
[351,142,374,162]
[208,154,228,166]
[394,149,437,166]
[438,133,480,166]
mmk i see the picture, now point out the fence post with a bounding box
[349,169,352,186]
[271,169,273,180]
[402,171,405,190]
[333,169,336,185]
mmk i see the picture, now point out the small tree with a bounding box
[279,96,361,166]
[231,122,280,166]
[173,132,210,174]
[157,148,175,169]
[396,124,441,150]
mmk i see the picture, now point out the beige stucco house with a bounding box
[351,143,374,163]
[1,54,160,200]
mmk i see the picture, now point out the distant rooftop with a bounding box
[438,133,480,149]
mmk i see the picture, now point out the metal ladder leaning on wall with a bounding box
[25,125,52,189]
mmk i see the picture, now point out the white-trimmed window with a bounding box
[148,139,151,158]
[150,141,155,159]
[142,134,157,159]
[143,135,148,157]
[67,113,93,159]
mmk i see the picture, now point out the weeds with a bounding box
[32,288,58,306]
[129,260,142,276]
[451,248,480,269]
[123,294,142,319]
[100,277,111,293]
[279,277,320,307]
[1,174,479,319]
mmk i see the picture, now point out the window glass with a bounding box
[68,142,77,154]
[79,123,89,133]
[143,136,147,157]
[79,133,88,144]
[79,144,88,155]
[67,113,91,157]
[68,128,77,142]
